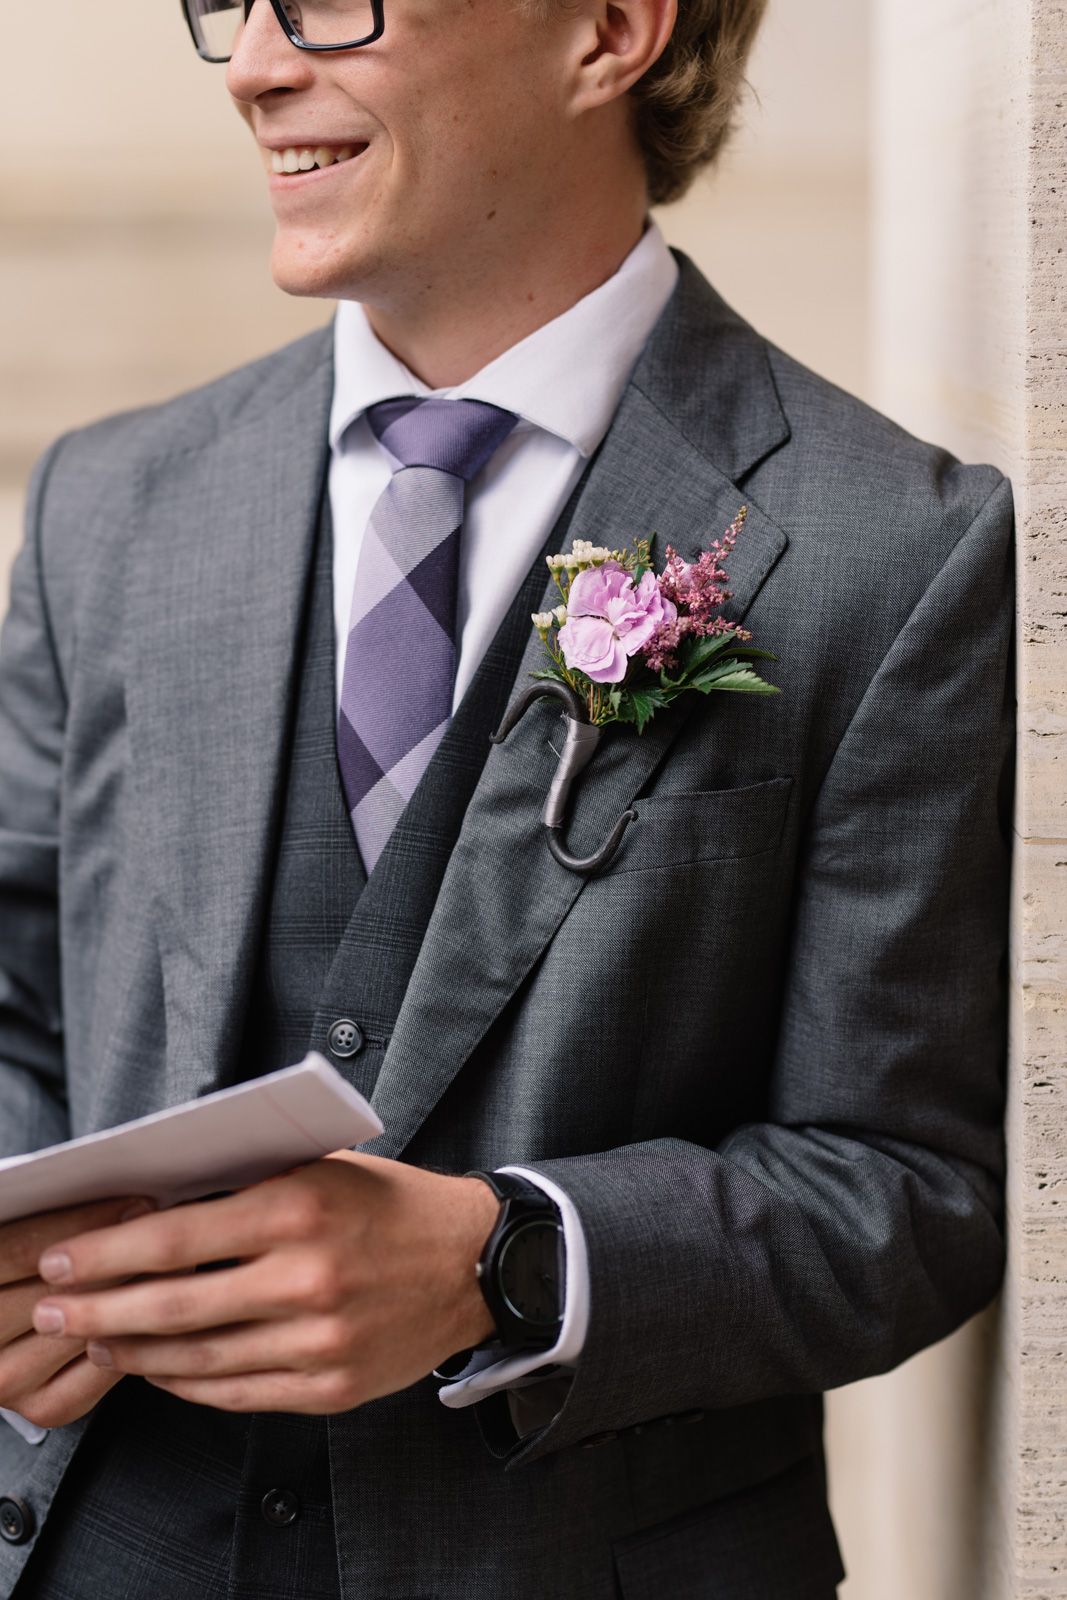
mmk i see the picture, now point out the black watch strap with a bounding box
[469,1170,552,1208]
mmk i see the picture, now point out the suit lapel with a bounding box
[370,265,791,1155]
[122,336,334,1106]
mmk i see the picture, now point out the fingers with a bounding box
[0,1197,155,1289]
[0,1272,137,1348]
[0,1280,54,1347]
[148,1368,356,1416]
[35,1264,261,1342]
[0,1327,89,1412]
[33,1244,345,1341]
[10,1355,123,1432]
[85,1313,345,1381]
[37,1177,330,1290]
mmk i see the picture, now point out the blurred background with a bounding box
[0,0,871,581]
[0,1,905,1594]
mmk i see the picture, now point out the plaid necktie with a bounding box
[337,395,518,872]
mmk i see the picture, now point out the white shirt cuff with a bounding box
[437,1166,589,1410]
[0,1407,48,1445]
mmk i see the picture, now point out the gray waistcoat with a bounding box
[240,479,584,1093]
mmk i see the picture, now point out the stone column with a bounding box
[848,2,1067,1595]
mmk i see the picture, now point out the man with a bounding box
[0,0,1012,1591]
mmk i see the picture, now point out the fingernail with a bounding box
[38,1250,73,1284]
[119,1199,155,1223]
[87,1342,113,1368]
[34,1304,65,1336]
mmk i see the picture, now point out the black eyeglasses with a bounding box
[182,0,384,63]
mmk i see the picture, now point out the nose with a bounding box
[227,0,313,105]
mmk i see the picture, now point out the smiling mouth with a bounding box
[269,144,366,174]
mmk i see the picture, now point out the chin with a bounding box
[270,232,362,301]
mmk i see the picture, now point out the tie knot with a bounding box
[366,396,518,482]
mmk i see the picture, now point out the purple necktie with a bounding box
[337,396,518,872]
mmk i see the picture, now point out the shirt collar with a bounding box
[329,222,679,458]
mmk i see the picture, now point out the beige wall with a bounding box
[0,0,870,576]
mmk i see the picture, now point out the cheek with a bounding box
[377,21,557,175]
[232,96,255,134]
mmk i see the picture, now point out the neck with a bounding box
[362,187,648,390]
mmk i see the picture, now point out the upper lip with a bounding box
[258,137,368,150]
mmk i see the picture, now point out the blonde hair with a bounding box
[632,0,768,205]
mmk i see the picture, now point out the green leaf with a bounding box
[626,685,670,732]
[660,633,750,690]
[684,633,740,671]
[693,655,761,684]
[691,665,780,695]
[529,668,568,683]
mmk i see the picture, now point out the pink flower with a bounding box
[643,617,685,674]
[558,564,677,684]
[658,545,732,629]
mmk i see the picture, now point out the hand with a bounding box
[32,1155,501,1414]
[0,1197,153,1429]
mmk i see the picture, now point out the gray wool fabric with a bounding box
[0,254,1012,1598]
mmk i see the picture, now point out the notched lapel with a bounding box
[123,349,333,1106]
[369,381,788,1159]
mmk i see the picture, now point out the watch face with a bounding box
[498,1220,562,1329]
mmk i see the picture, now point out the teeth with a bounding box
[271,145,358,174]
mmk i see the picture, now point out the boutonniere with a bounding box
[530,508,778,732]
[491,509,779,877]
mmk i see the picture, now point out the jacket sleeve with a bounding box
[0,444,74,1157]
[520,476,1014,1462]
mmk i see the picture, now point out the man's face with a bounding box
[228,0,590,311]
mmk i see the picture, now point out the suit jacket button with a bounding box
[261,1489,300,1527]
[327,1019,364,1059]
[0,1496,34,1544]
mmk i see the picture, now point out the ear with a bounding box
[565,0,677,115]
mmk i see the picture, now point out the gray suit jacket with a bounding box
[0,256,1012,1596]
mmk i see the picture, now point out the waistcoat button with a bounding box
[327,1019,364,1059]
[0,1496,34,1544]
[261,1489,300,1527]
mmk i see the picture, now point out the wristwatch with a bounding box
[469,1171,565,1350]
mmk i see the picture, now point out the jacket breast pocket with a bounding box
[613,1454,843,1599]
[604,777,794,876]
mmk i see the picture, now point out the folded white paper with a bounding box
[0,1053,383,1226]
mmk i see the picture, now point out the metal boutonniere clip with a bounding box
[491,508,780,876]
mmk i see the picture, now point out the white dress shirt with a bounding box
[329,222,679,706]
[330,223,678,1413]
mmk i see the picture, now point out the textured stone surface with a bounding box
[869,1,1067,1594]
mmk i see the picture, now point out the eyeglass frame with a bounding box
[180,0,385,63]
